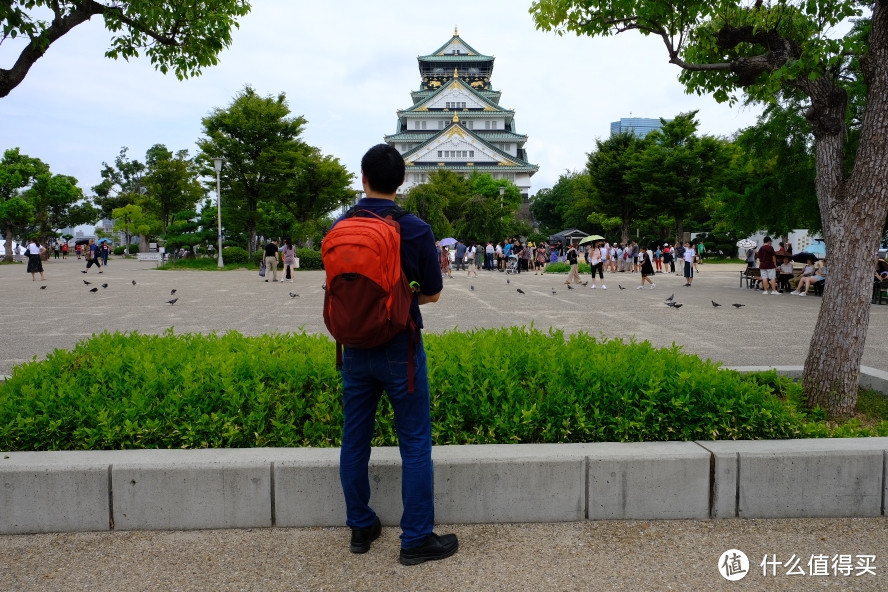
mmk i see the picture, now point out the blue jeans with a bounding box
[339,332,433,548]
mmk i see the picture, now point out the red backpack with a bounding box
[321,206,418,386]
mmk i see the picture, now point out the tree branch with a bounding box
[0,1,105,98]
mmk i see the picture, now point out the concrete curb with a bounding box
[2,439,886,534]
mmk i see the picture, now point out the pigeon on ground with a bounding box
[40,285,47,290]
[567,284,574,290]
[167,298,178,305]
[170,289,177,295]
[582,281,588,286]
[732,303,746,308]
[132,280,137,286]
[618,285,625,290]
[711,300,721,307]
[101,283,108,289]
[89,287,98,293]
[289,293,299,298]
[506,278,510,284]
[83,280,91,285]
[665,293,674,302]
[470,285,474,291]
[516,288,525,294]
[672,303,683,309]
[552,288,557,294]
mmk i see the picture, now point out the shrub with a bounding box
[222,246,249,264]
[296,248,322,270]
[2,328,877,452]
[113,246,127,256]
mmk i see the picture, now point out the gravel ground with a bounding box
[0,519,885,591]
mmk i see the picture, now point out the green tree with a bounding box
[586,132,649,242]
[0,1,251,97]
[111,203,154,254]
[143,145,204,233]
[0,148,47,261]
[26,173,98,255]
[283,147,354,224]
[711,102,819,238]
[628,113,731,244]
[92,147,148,219]
[400,172,456,239]
[530,171,592,235]
[197,86,308,254]
[531,0,888,416]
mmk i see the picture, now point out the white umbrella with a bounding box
[439,237,457,247]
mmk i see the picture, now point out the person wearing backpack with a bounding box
[323,144,457,566]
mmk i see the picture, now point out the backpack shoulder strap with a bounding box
[345,205,409,221]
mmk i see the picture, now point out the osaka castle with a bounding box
[385,28,538,197]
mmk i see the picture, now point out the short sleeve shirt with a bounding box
[757,244,776,269]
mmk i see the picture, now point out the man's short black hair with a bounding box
[361,144,405,195]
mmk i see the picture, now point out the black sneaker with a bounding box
[349,517,381,554]
[399,533,458,566]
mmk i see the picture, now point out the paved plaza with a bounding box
[1,256,886,590]
[1,256,886,376]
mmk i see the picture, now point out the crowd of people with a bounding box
[434,237,711,290]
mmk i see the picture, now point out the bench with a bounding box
[873,279,888,304]
[740,267,761,289]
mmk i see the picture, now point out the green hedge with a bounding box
[223,246,249,264]
[2,328,884,451]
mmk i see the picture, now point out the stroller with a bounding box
[505,254,519,274]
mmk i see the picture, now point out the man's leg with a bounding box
[340,349,383,531]
[385,336,435,548]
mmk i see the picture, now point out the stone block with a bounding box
[697,439,888,518]
[586,442,710,520]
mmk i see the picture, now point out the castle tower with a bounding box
[385,28,538,197]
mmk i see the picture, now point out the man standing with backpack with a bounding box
[322,144,457,566]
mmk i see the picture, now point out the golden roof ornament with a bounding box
[454,25,459,36]
[452,114,460,123]
[453,67,459,78]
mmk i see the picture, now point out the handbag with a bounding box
[259,262,266,277]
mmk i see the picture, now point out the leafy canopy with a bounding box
[1,1,252,97]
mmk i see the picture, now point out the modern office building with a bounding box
[384,28,538,197]
[610,117,666,137]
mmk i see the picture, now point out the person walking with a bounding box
[280,239,298,283]
[101,242,110,266]
[588,241,606,289]
[263,239,279,283]
[26,238,46,281]
[334,144,456,566]
[61,242,68,259]
[564,242,582,284]
[84,239,102,273]
[638,245,656,289]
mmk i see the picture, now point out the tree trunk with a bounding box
[3,225,13,262]
[802,2,888,417]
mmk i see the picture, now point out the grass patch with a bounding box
[157,258,252,271]
[0,328,885,451]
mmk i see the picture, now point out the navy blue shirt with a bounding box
[334,198,443,329]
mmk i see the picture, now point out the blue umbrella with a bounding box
[97,238,112,244]
[807,240,826,256]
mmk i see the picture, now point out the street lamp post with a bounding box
[212,157,225,268]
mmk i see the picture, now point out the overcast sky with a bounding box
[2,0,762,204]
